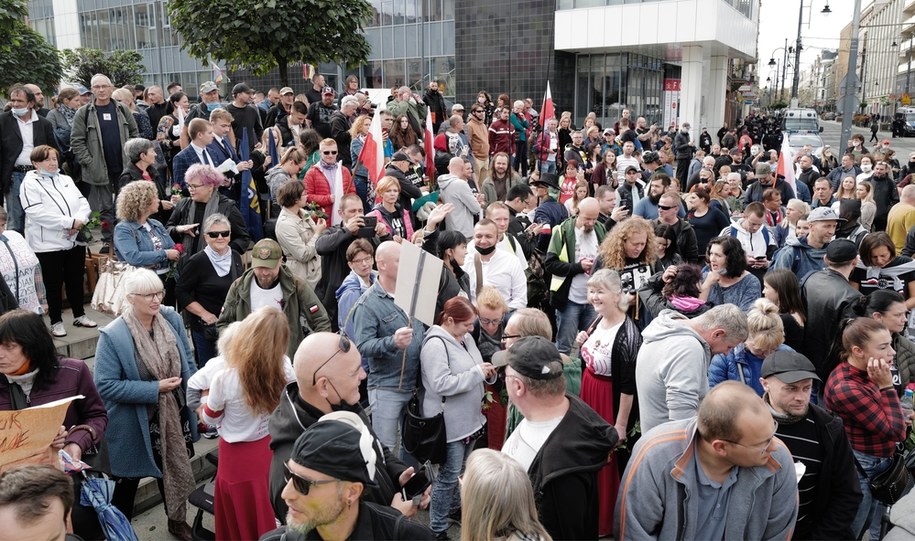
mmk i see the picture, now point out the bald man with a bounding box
[23,84,48,117]
[267,332,418,524]
[616,381,798,540]
[544,197,607,354]
[438,156,482,239]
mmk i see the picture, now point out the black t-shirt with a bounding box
[850,256,915,298]
[95,101,123,181]
[307,102,337,138]
[688,207,731,255]
[774,414,823,540]
[225,103,263,151]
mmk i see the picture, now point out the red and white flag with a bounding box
[424,109,435,182]
[357,108,385,186]
[539,81,555,128]
[776,137,797,196]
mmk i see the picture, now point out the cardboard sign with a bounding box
[395,241,443,326]
[0,396,82,472]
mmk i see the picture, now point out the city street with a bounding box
[819,120,915,157]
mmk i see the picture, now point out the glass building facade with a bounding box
[575,53,664,126]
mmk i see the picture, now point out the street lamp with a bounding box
[768,40,790,104]
[837,0,861,153]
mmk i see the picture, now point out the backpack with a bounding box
[729,224,769,245]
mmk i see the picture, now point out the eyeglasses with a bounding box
[479,316,502,326]
[500,334,521,342]
[284,463,338,495]
[206,230,231,238]
[133,291,165,300]
[186,183,204,190]
[657,205,676,211]
[349,256,373,266]
[722,419,778,455]
[322,150,338,155]
[312,333,352,385]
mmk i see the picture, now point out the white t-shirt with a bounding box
[203,361,296,443]
[568,228,599,304]
[251,279,284,312]
[581,318,624,376]
[502,416,564,471]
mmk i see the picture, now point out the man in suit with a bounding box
[0,84,57,232]
[207,109,253,202]
[172,118,216,189]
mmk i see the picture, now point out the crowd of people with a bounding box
[7,73,915,540]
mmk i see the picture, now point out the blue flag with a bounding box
[268,128,279,166]
[239,128,264,241]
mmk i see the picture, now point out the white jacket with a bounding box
[19,170,90,253]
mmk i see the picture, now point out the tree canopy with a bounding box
[168,0,373,87]
[0,1,63,93]
[60,48,145,88]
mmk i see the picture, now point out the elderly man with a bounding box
[330,96,358,168]
[635,304,748,433]
[70,74,138,248]
[386,86,427,140]
[181,81,222,147]
[218,238,331,359]
[438,156,482,239]
[616,382,798,541]
[498,336,618,541]
[260,415,435,541]
[267,332,421,523]
[266,86,295,128]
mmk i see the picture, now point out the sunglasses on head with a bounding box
[312,333,352,385]
[206,230,231,238]
[284,463,338,495]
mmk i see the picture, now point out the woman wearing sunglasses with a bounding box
[302,139,355,226]
[175,213,244,367]
[201,306,295,541]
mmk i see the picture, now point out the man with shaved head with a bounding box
[267,332,419,524]
[616,381,798,540]
[23,84,48,117]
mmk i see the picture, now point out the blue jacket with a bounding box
[171,144,208,189]
[708,343,794,396]
[93,307,198,478]
[113,219,176,273]
[352,281,425,391]
[336,270,376,370]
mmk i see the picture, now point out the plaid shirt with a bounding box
[825,362,906,458]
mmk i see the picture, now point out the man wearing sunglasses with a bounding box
[302,138,355,225]
[268,333,427,525]
[218,238,331,359]
[655,192,699,264]
[261,414,435,540]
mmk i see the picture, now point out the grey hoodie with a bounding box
[635,310,711,433]
[437,174,482,239]
[770,236,828,281]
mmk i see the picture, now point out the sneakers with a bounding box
[73,315,98,328]
[198,422,218,439]
[51,322,67,337]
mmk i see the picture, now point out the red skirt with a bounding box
[580,366,620,538]
[214,436,277,541]
[484,383,507,450]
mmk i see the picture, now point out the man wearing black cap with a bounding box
[307,87,338,139]
[499,336,617,541]
[384,150,425,216]
[225,82,264,152]
[800,238,862,382]
[260,414,435,541]
[760,350,861,540]
[530,173,568,252]
[617,165,645,211]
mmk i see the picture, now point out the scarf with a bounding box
[122,308,194,521]
[764,394,806,425]
[56,104,76,126]
[765,207,784,226]
[669,294,706,312]
[203,245,232,277]
[320,162,345,226]
[188,194,221,254]
[857,259,915,294]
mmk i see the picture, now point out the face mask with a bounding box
[476,244,496,256]
[38,168,58,177]
[11,107,28,117]
[324,379,361,413]
[478,96,486,105]
[862,164,872,173]
[206,102,222,112]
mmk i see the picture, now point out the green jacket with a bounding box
[544,216,607,308]
[386,98,427,133]
[70,99,138,185]
[481,171,523,207]
[217,265,331,359]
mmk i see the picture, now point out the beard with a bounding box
[286,488,346,535]
[649,191,663,205]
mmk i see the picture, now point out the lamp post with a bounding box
[768,40,790,105]
[838,0,861,152]
[791,1,804,101]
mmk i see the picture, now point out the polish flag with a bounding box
[540,81,555,128]
[424,109,435,183]
[357,109,385,186]
[776,137,797,196]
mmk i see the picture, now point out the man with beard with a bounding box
[260,413,435,541]
[742,163,795,205]
[482,152,522,206]
[462,219,527,310]
[266,333,425,524]
[634,174,683,220]
[759,351,861,540]
[307,87,338,139]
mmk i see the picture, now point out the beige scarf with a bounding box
[123,307,194,521]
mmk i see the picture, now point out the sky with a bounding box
[756,0,865,85]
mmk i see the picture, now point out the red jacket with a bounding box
[303,163,355,219]
[488,118,515,156]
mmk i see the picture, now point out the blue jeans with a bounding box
[191,328,217,368]
[354,175,370,213]
[429,438,475,535]
[852,449,892,541]
[555,300,596,354]
[368,388,413,460]
[7,171,25,233]
[540,161,557,175]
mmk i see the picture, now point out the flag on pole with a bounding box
[211,62,227,85]
[239,128,264,241]
[268,129,279,167]
[356,110,385,186]
[302,64,316,81]
[776,136,797,196]
[539,81,555,128]
[423,110,435,186]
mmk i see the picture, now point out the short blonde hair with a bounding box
[116,181,157,222]
[375,175,400,196]
[476,286,508,313]
[319,138,337,150]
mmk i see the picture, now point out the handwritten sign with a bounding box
[0,396,82,472]
[395,241,443,326]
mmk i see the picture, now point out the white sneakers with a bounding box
[51,316,98,338]
[51,322,66,337]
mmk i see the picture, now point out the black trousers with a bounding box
[36,245,86,323]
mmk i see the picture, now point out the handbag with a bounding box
[869,446,914,504]
[402,391,446,464]
[90,257,139,315]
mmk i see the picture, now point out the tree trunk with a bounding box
[277,54,289,88]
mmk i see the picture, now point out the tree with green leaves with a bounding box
[60,48,145,88]
[0,0,63,93]
[168,0,373,87]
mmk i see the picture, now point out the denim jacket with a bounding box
[113,219,176,273]
[352,281,425,391]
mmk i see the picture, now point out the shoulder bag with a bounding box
[869,444,914,504]
[402,337,450,464]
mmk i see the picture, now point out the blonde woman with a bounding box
[112,87,153,140]
[856,180,877,231]
[460,449,552,541]
[707,298,787,395]
[834,175,857,200]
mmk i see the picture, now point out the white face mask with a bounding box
[862,163,872,173]
[11,107,28,117]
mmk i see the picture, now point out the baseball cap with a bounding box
[199,81,218,94]
[392,150,413,163]
[825,238,858,264]
[491,336,563,380]
[452,103,464,112]
[625,165,640,174]
[807,206,845,223]
[290,413,377,487]
[761,350,821,383]
[322,86,335,96]
[279,87,294,95]
[77,85,91,96]
[603,128,614,136]
[232,82,253,96]
[251,239,283,269]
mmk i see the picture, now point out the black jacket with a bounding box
[259,501,435,540]
[422,89,447,132]
[383,165,423,213]
[0,111,57,192]
[118,163,171,223]
[165,193,250,256]
[660,218,699,264]
[617,183,644,212]
[801,268,862,381]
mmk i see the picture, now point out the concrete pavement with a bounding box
[820,120,915,157]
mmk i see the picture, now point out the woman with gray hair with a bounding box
[93,268,198,540]
[114,180,180,305]
[118,137,173,223]
[175,213,244,366]
[573,267,641,535]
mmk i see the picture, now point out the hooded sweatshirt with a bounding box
[770,236,828,282]
[635,309,711,433]
[438,174,482,239]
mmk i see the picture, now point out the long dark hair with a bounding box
[763,268,806,324]
[0,310,60,391]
